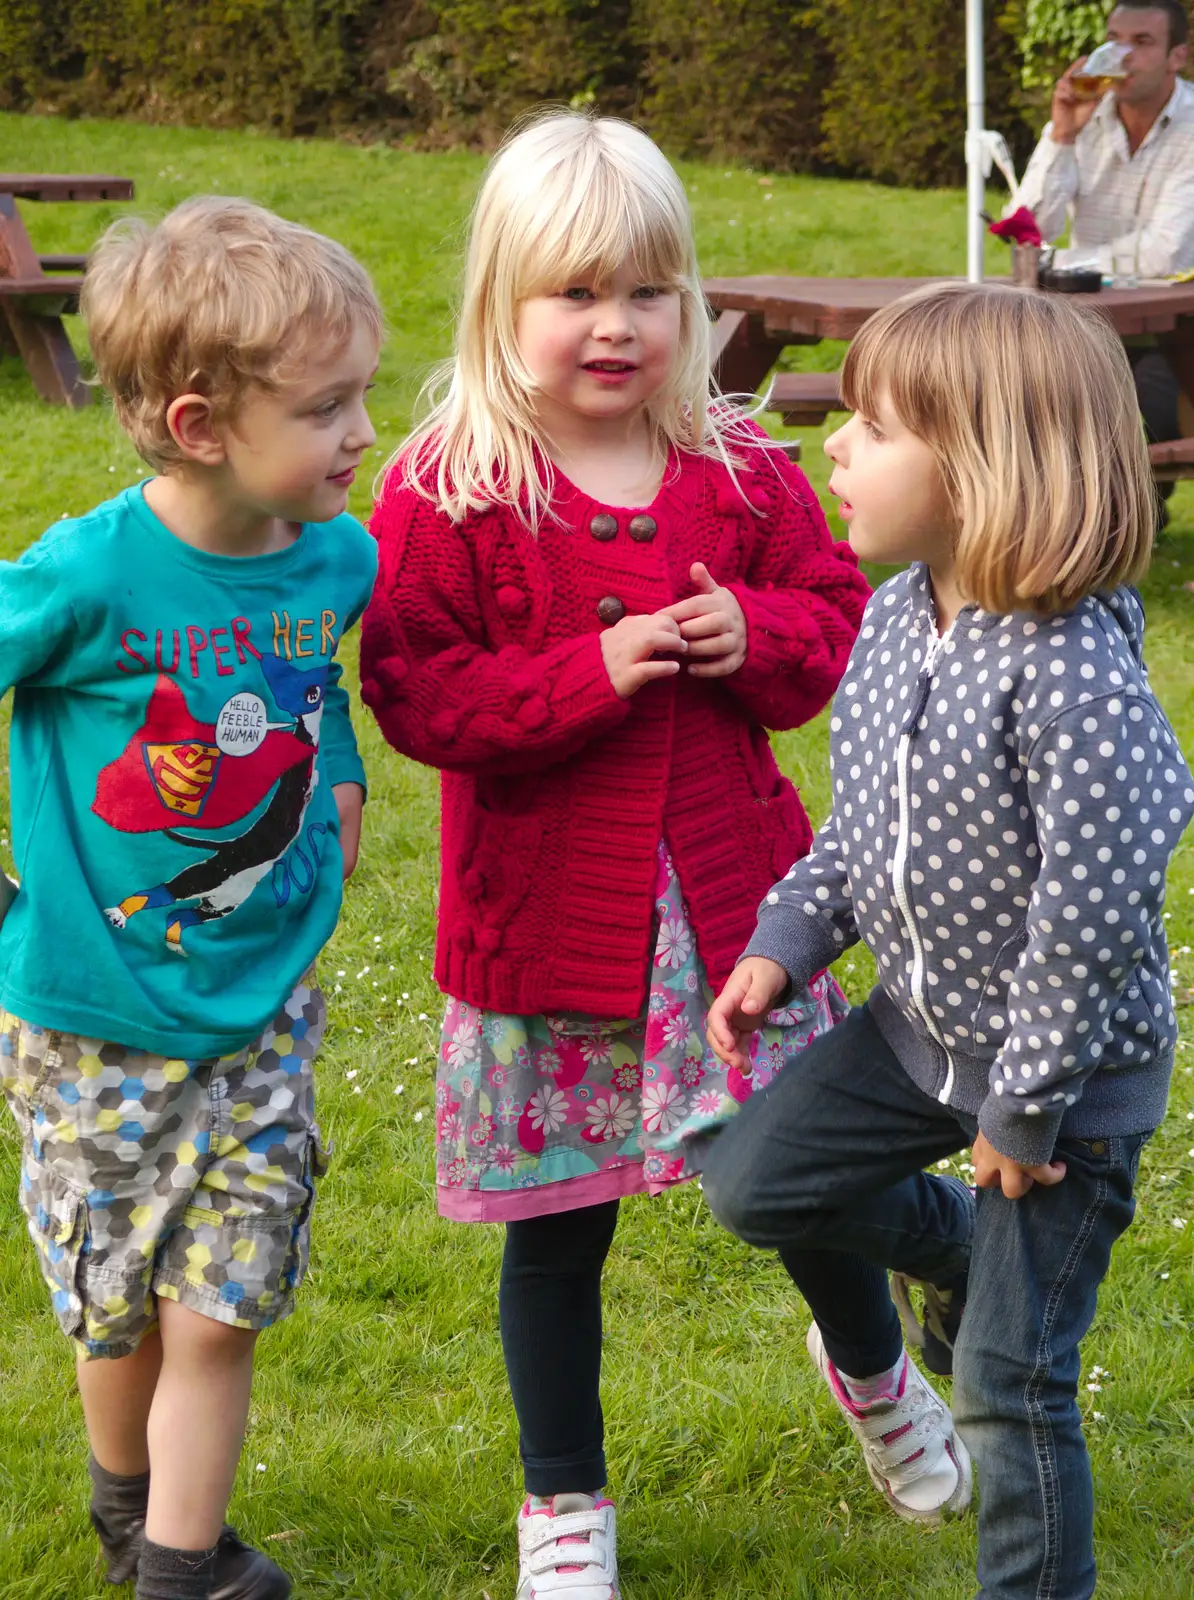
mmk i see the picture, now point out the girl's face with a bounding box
[515,256,682,437]
[825,389,956,570]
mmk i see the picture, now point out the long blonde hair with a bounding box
[842,283,1154,615]
[395,109,760,525]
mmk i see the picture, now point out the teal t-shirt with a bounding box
[0,485,377,1057]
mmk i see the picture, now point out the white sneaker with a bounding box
[806,1323,972,1525]
[515,1493,620,1598]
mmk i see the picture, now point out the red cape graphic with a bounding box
[93,675,313,834]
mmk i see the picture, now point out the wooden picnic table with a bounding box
[705,275,1194,466]
[0,173,134,408]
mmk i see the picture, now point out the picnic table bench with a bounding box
[706,275,1194,482]
[0,173,134,408]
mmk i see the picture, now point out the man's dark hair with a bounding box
[1115,1,1189,49]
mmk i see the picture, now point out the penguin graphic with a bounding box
[96,655,330,954]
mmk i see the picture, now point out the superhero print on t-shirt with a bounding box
[92,653,329,955]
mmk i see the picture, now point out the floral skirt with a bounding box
[435,842,847,1222]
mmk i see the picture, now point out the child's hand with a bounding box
[334,782,365,879]
[663,563,747,678]
[600,611,687,698]
[972,1131,1067,1200]
[706,957,789,1071]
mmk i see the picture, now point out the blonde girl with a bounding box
[360,111,869,1596]
[706,283,1194,1600]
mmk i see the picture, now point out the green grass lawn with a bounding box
[0,112,1192,1600]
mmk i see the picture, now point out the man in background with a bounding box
[1018,2,1193,468]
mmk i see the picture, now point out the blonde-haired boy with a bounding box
[0,197,381,1600]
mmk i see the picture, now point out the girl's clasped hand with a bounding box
[600,561,746,697]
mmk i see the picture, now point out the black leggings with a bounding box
[499,1200,619,1495]
[497,1184,905,1496]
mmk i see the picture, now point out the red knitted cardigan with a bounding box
[360,437,870,1018]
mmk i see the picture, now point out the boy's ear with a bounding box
[165,393,226,466]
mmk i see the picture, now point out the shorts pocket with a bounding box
[281,1127,329,1293]
[25,1166,88,1337]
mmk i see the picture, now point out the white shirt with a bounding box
[1015,77,1194,278]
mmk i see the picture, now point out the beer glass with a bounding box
[1071,41,1131,99]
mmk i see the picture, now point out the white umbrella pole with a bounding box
[966,0,986,283]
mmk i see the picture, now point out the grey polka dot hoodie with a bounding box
[746,563,1194,1166]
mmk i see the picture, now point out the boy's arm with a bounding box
[0,541,80,696]
[321,653,368,793]
[0,541,79,921]
[320,535,378,880]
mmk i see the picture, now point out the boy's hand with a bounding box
[706,957,789,1071]
[972,1131,1067,1199]
[663,563,747,678]
[600,611,686,698]
[333,782,365,879]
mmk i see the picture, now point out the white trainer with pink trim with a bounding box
[515,1493,620,1598]
[806,1323,973,1526]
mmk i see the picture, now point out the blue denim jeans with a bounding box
[700,1003,1145,1600]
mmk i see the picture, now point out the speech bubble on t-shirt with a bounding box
[215,692,269,756]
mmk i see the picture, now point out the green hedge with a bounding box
[0,0,1047,185]
[812,0,1033,187]
[635,1,830,173]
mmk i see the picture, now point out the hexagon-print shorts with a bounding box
[0,979,327,1359]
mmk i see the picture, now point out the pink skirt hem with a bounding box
[436,1157,695,1223]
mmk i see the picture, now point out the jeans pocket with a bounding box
[1056,1132,1149,1188]
[25,1165,89,1337]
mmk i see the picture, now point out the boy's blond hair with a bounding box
[397,109,762,526]
[82,196,383,470]
[842,283,1155,615]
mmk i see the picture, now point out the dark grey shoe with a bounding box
[91,1505,145,1586]
[88,1457,149,1585]
[210,1527,291,1600]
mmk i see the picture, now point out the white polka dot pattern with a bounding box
[745,566,1194,1167]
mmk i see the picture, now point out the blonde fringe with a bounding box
[381,109,788,527]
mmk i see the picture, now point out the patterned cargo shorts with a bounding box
[0,979,327,1360]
